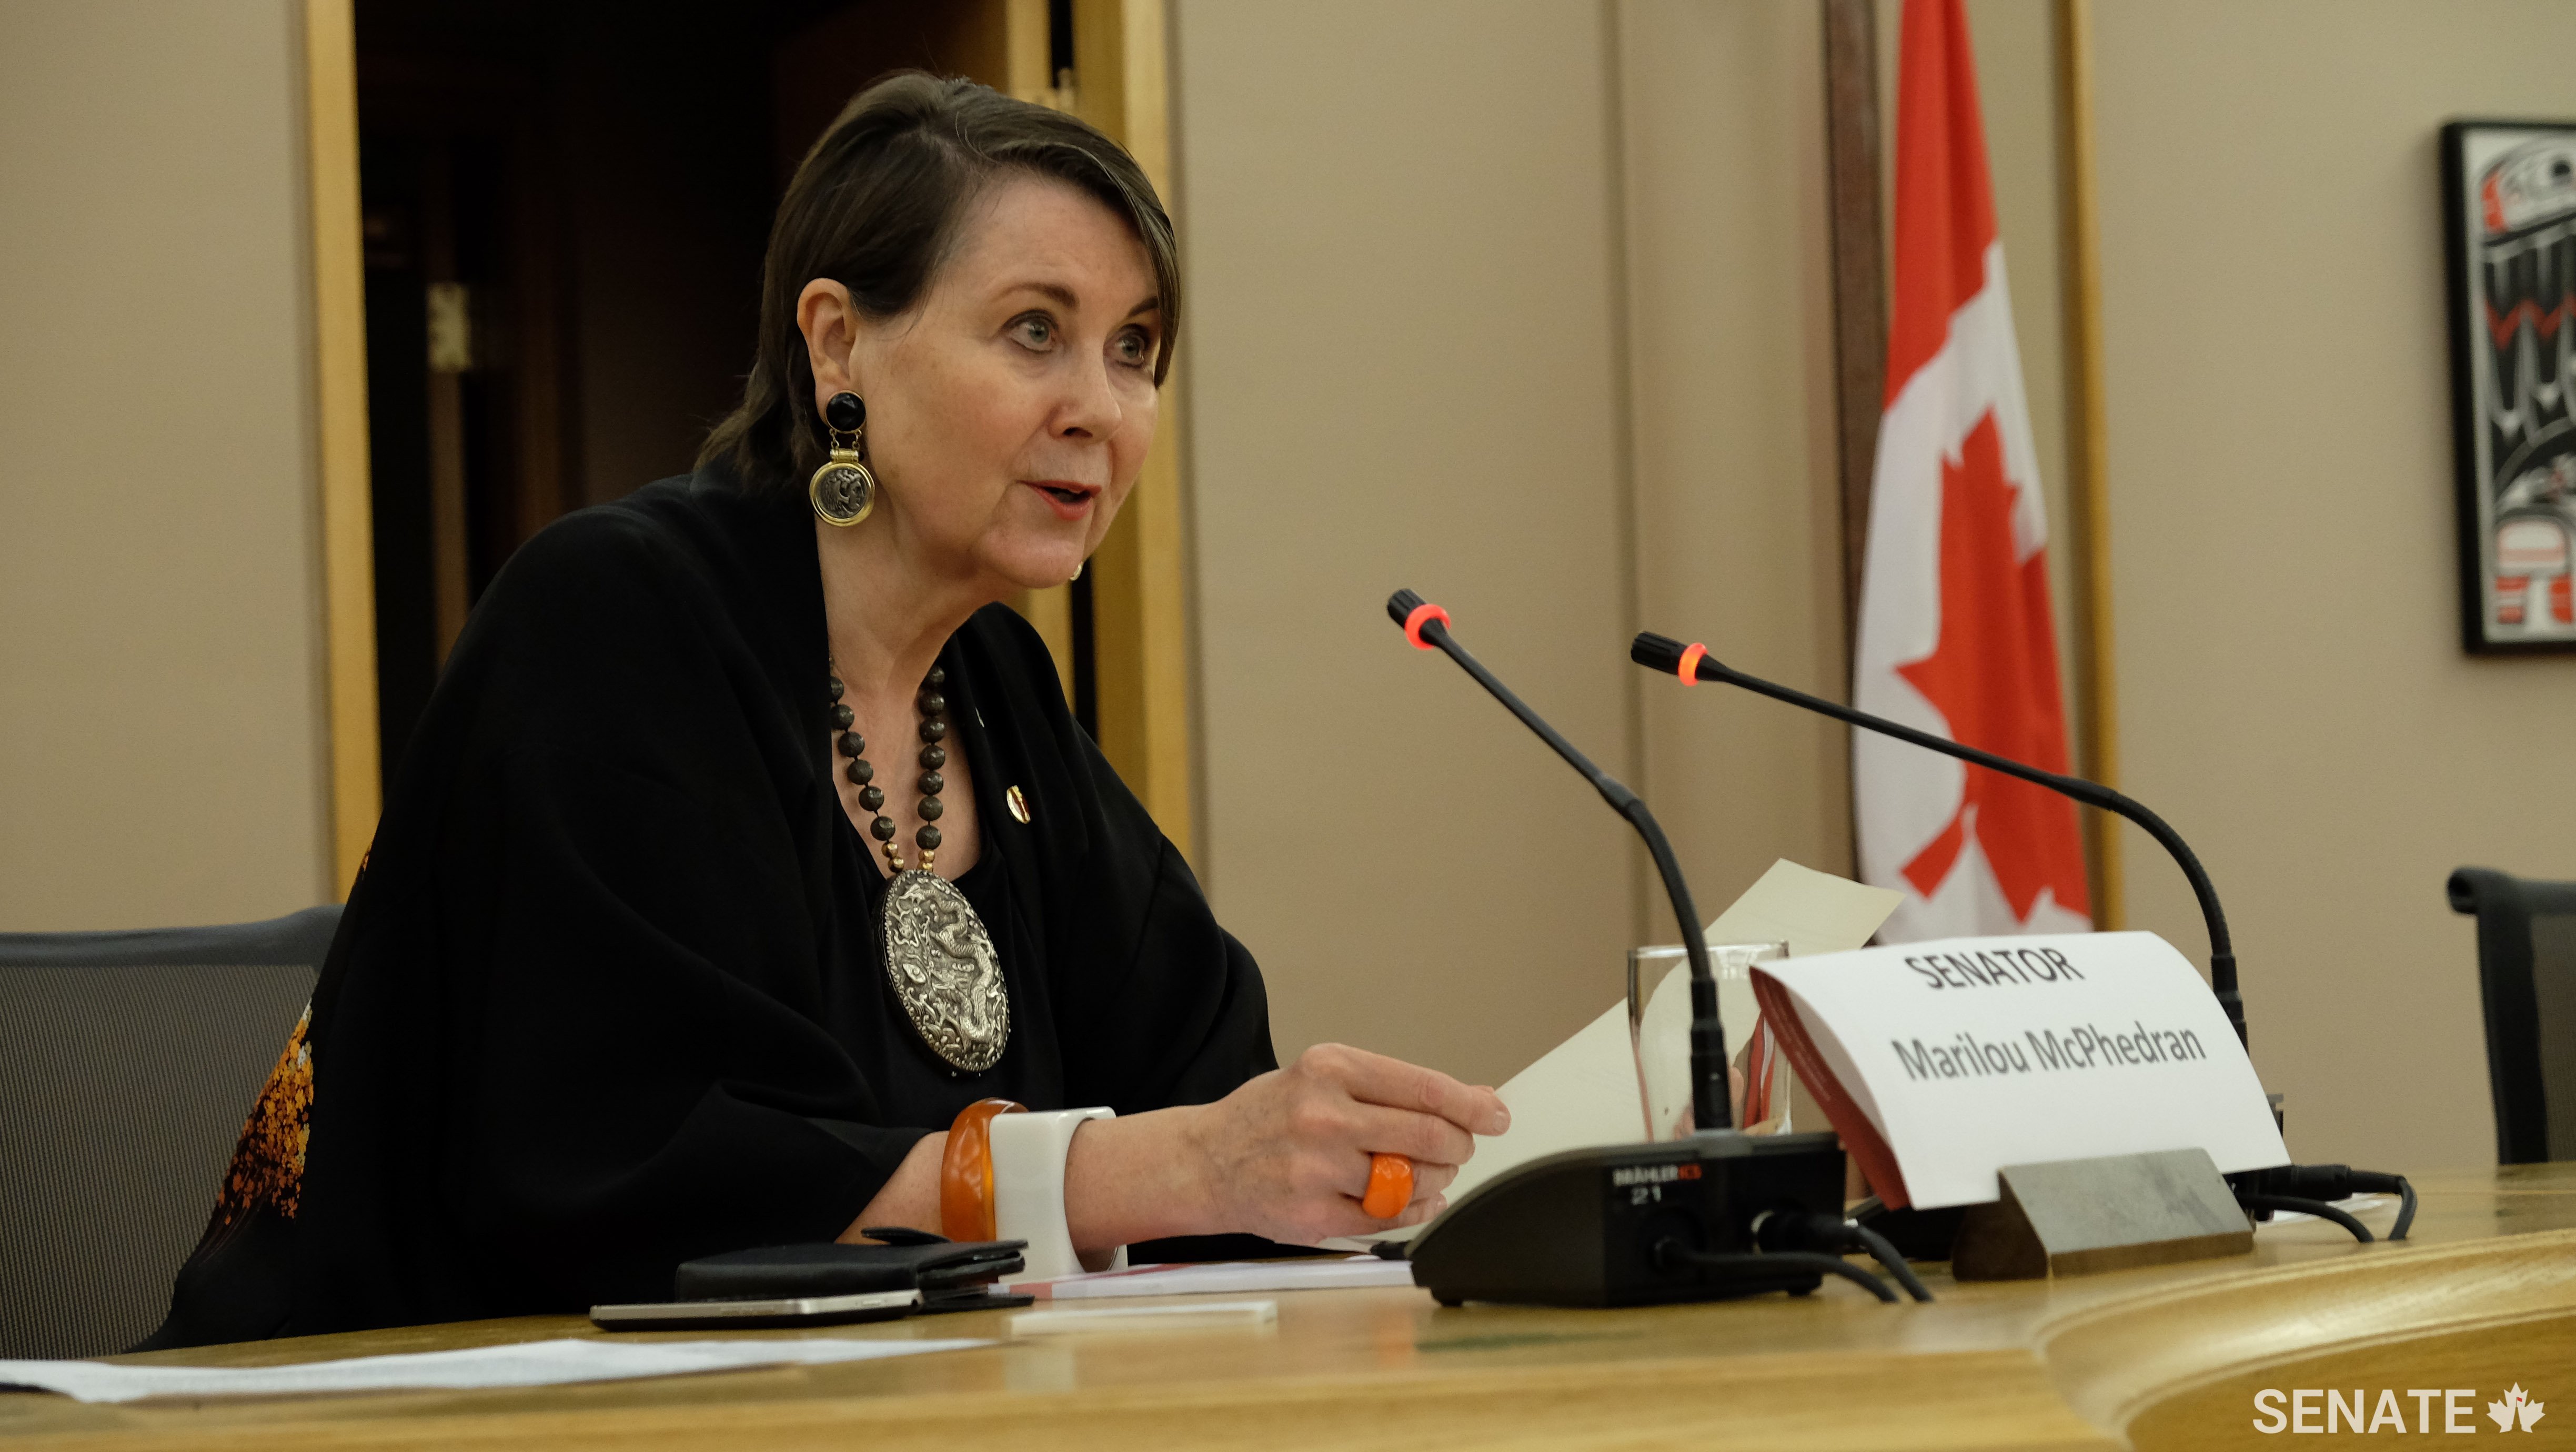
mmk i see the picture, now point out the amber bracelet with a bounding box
[940,1097,1025,1243]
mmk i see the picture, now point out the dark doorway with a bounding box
[354,0,1029,788]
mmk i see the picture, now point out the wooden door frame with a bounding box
[304,0,1201,891]
[306,0,379,900]
[1069,0,1196,862]
[1003,0,1198,859]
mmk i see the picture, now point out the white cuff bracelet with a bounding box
[988,1105,1121,1280]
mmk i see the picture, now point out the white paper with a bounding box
[1335,860,1899,1247]
[1431,997,1642,1222]
[1699,858,1908,1034]
[0,1335,989,1405]
[1009,1300,1277,1335]
[1754,931,2289,1208]
[1013,1255,1411,1299]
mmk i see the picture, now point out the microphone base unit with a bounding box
[1408,1131,1848,1308]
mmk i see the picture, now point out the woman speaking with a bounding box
[148,73,1504,1346]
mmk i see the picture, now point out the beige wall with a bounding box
[2092,0,2576,1172]
[1171,0,1858,1088]
[1173,0,2059,1091]
[0,1,332,930]
[1178,0,2563,1176]
[1174,0,2086,1093]
[1174,0,1642,1089]
[1619,1,1853,935]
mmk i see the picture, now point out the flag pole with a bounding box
[1822,0,1887,666]
[1821,0,1888,884]
[2056,0,2125,930]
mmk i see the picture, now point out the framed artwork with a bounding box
[2444,120,2576,653]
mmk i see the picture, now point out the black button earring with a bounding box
[809,391,876,526]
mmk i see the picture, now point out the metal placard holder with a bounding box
[1949,1147,2252,1280]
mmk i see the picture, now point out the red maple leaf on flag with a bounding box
[1893,410,2090,921]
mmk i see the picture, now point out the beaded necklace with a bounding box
[830,661,1009,1074]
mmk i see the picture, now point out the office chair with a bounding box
[0,905,339,1358]
[2448,867,2576,1166]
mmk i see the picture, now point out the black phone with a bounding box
[588,1235,1033,1332]
[589,1287,921,1331]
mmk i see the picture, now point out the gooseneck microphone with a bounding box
[1392,593,1732,1131]
[1629,631,2245,1051]
[1631,629,2416,1244]
[1385,591,1913,1306]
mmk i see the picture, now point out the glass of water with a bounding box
[1626,940,1787,1140]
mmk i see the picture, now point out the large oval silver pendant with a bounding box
[879,869,1009,1073]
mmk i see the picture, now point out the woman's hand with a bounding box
[861,1046,1511,1253]
[1178,1044,1510,1244]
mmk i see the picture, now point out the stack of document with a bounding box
[1009,1255,1412,1300]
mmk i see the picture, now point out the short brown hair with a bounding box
[699,73,1180,491]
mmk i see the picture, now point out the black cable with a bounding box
[2236,1164,2414,1243]
[2338,1171,2417,1242]
[1845,1222,1935,1303]
[1655,1241,1898,1303]
[1747,1209,1936,1304]
[2240,1193,2371,1243]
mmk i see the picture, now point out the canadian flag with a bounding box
[1852,0,2090,941]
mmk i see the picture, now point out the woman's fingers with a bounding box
[1345,1159,1458,1228]
[1408,1158,1460,1196]
[1312,1044,1510,1137]
[1343,1102,1476,1167]
[1391,1193,1447,1228]
[1202,1046,1516,1243]
[1332,1154,1460,1202]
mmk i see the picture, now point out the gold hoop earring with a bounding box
[809,392,876,526]
[1070,560,1084,583]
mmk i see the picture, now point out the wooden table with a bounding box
[5,1165,2571,1451]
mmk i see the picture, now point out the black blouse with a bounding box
[144,471,1276,1347]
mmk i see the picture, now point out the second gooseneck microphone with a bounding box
[1628,629,2430,1245]
[1389,592,1734,1133]
[1628,631,2246,1050]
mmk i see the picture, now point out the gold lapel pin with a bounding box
[1006,785,1031,824]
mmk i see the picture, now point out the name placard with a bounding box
[1751,931,2288,1209]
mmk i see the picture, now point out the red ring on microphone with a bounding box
[1403,602,1451,650]
[1676,642,1707,685]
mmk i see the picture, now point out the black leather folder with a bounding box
[676,1236,1027,1306]
[591,1233,1031,1330]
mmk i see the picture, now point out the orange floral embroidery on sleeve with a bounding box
[212,1005,313,1226]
